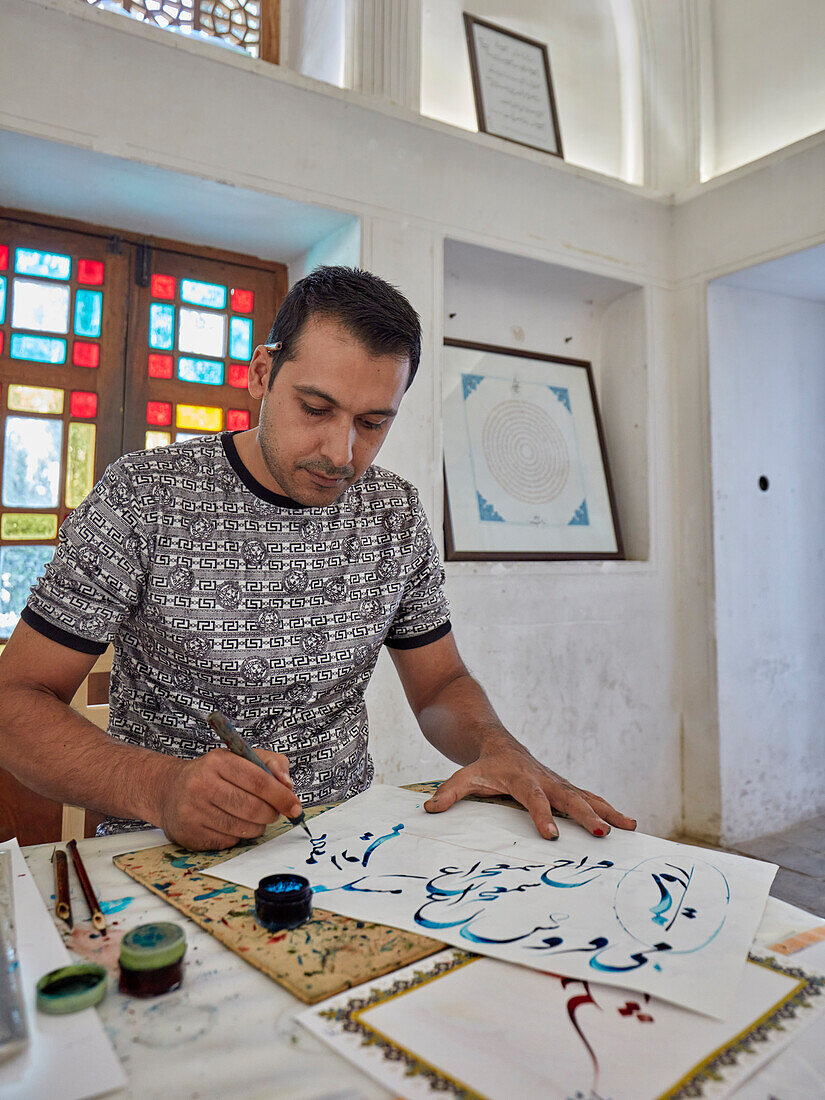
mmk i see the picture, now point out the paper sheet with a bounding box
[213,785,777,1017]
[298,947,825,1100]
[0,839,127,1100]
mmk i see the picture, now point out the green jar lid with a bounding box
[37,962,108,1015]
[119,922,187,972]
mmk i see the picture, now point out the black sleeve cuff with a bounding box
[384,620,452,650]
[20,606,108,655]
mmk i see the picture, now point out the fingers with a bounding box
[511,781,559,840]
[423,773,471,814]
[257,750,294,789]
[217,751,303,821]
[579,789,636,831]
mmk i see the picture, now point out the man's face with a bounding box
[248,314,410,506]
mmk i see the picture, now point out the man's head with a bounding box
[244,267,421,507]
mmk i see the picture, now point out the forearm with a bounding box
[415,671,529,765]
[0,683,179,824]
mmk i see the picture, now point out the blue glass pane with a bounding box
[0,545,55,638]
[180,279,227,309]
[2,416,63,508]
[0,276,5,325]
[10,334,67,364]
[229,317,253,361]
[74,289,103,337]
[178,357,224,385]
[150,303,175,350]
[14,248,71,280]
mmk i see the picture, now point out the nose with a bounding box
[321,418,356,472]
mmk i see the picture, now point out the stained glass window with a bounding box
[180,279,227,309]
[178,357,224,385]
[178,308,226,357]
[1,513,58,541]
[7,385,64,414]
[149,304,175,350]
[65,423,96,508]
[0,545,54,636]
[72,342,100,368]
[148,354,174,378]
[2,417,63,508]
[147,401,173,426]
[150,274,176,300]
[145,431,171,449]
[227,409,250,430]
[77,259,104,285]
[229,317,253,361]
[176,404,223,432]
[0,276,7,324]
[10,334,67,364]
[14,248,71,280]
[227,363,249,388]
[0,245,8,270]
[11,280,71,333]
[70,391,98,418]
[231,288,254,313]
[74,289,103,337]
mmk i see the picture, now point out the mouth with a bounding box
[305,470,346,489]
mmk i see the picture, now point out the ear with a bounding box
[248,346,273,399]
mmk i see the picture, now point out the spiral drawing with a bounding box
[481,400,569,505]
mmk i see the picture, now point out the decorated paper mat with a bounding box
[113,783,447,1004]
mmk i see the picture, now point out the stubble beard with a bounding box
[258,431,353,506]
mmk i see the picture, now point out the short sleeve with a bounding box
[384,496,451,650]
[22,460,152,654]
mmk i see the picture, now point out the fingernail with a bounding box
[549,831,559,841]
[594,827,609,837]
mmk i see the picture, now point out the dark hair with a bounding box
[265,266,421,390]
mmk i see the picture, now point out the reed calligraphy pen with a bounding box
[208,711,313,840]
[67,839,107,936]
[51,847,73,929]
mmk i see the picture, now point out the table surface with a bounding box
[22,830,825,1100]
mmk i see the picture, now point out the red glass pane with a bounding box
[0,245,7,270]
[0,332,4,355]
[227,409,250,431]
[151,274,176,300]
[147,401,172,426]
[70,391,98,418]
[77,259,105,285]
[148,353,174,378]
[72,341,100,368]
[231,288,254,313]
[227,363,249,388]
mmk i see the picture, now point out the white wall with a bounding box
[703,0,825,179]
[708,285,825,841]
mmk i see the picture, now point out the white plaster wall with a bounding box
[704,0,825,179]
[420,0,629,181]
[708,285,825,842]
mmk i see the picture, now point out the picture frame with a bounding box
[442,338,623,561]
[463,13,564,159]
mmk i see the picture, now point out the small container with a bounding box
[37,962,108,1015]
[255,874,312,931]
[118,922,186,998]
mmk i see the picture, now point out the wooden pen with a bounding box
[52,847,73,929]
[66,839,107,936]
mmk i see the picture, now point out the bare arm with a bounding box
[0,621,302,849]
[389,632,636,840]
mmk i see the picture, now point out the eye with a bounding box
[301,402,328,418]
[360,419,386,433]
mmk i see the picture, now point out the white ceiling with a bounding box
[0,130,357,264]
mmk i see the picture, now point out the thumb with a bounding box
[424,777,464,814]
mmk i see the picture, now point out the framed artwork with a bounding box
[442,339,623,561]
[463,14,564,158]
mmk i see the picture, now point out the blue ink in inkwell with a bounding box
[254,874,313,931]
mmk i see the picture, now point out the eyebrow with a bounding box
[293,384,398,418]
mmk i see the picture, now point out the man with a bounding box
[0,267,635,849]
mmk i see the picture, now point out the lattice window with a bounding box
[0,213,287,641]
[83,0,280,62]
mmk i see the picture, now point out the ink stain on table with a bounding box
[101,896,134,915]
[70,924,127,972]
[133,998,217,1048]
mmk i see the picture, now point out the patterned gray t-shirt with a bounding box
[23,433,451,832]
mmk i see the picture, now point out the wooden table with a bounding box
[22,831,825,1100]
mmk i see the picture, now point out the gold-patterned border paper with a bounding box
[112,786,446,1004]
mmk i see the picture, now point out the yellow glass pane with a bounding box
[7,384,64,414]
[65,422,96,508]
[176,404,223,432]
[0,512,58,540]
[145,431,171,449]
